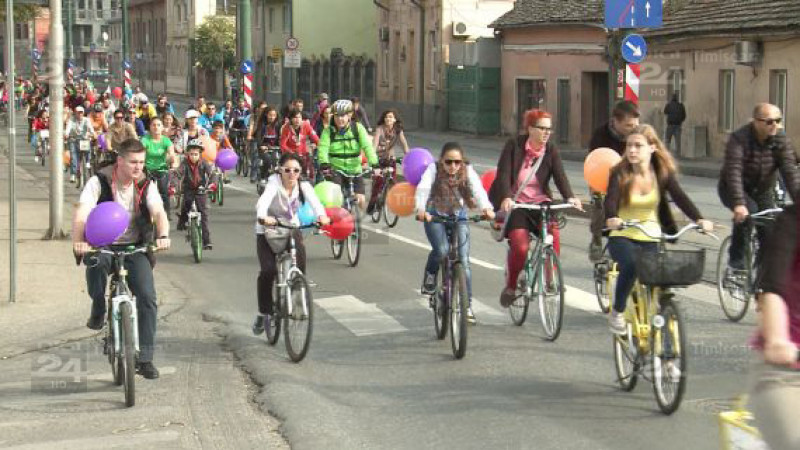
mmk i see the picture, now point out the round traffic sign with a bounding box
[286,37,299,50]
[621,34,647,64]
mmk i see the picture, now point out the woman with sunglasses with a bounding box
[489,109,582,308]
[416,142,495,324]
[106,109,138,152]
[252,153,331,335]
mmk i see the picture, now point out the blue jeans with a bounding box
[608,237,657,313]
[424,220,473,302]
[68,140,80,175]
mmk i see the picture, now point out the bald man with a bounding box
[718,103,799,270]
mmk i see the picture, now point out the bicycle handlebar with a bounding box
[749,208,784,220]
[612,221,719,241]
[417,213,488,224]
[511,202,577,211]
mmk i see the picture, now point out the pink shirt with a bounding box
[513,141,549,204]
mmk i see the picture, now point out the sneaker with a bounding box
[589,240,604,263]
[86,314,104,330]
[421,272,436,295]
[70,174,76,183]
[203,244,213,250]
[499,288,516,308]
[34,155,39,163]
[252,315,265,335]
[136,361,160,379]
[466,307,477,324]
[609,310,627,335]
[665,360,682,383]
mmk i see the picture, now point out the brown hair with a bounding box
[612,100,640,120]
[431,142,477,212]
[615,124,676,207]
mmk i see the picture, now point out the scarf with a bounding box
[432,163,476,214]
[524,140,545,167]
[188,159,202,189]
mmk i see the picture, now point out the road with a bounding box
[0,118,755,449]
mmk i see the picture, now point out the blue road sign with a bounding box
[123,60,131,70]
[605,0,663,29]
[240,59,254,74]
[31,49,40,60]
[621,34,647,63]
[67,60,75,68]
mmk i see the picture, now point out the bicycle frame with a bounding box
[99,249,143,355]
[274,224,313,317]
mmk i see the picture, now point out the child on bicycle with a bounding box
[415,142,495,324]
[210,120,233,184]
[604,124,712,335]
[177,139,216,250]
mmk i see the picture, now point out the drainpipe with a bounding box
[373,0,388,11]
[409,0,424,129]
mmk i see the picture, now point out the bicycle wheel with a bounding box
[383,180,399,228]
[120,302,136,407]
[370,192,382,223]
[330,238,344,259]
[190,218,202,263]
[613,325,640,392]
[82,155,91,187]
[716,235,750,322]
[346,209,361,267]
[651,298,688,415]
[265,284,282,346]
[594,258,612,314]
[284,274,313,362]
[536,247,565,341]
[450,264,469,359]
[218,181,225,207]
[107,310,123,386]
[510,268,531,326]
[433,268,449,340]
[40,143,46,166]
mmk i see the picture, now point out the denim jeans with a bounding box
[718,183,773,269]
[250,142,261,182]
[423,219,473,301]
[607,237,658,313]
[68,139,80,175]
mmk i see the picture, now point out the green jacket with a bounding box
[317,121,378,174]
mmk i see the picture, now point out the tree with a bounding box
[0,2,40,23]
[193,15,235,70]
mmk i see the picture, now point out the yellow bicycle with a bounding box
[601,222,716,414]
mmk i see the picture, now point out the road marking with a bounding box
[414,297,508,326]
[225,183,252,194]
[315,295,407,336]
[2,430,181,449]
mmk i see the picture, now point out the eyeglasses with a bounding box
[534,126,552,133]
[444,159,463,166]
[755,117,782,126]
[282,167,301,174]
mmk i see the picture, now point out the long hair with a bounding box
[377,109,404,131]
[615,124,677,207]
[431,142,477,211]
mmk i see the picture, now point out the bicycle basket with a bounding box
[264,228,291,253]
[635,247,705,287]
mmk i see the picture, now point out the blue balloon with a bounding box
[124,88,132,96]
[297,202,316,226]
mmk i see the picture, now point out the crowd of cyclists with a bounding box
[8,72,797,448]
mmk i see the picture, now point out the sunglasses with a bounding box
[282,167,301,174]
[755,117,782,126]
[444,159,463,166]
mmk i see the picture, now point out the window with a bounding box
[667,69,685,102]
[269,7,274,33]
[429,30,438,86]
[269,58,282,93]
[282,4,290,32]
[364,61,375,105]
[407,31,415,88]
[770,70,788,126]
[719,70,735,132]
[381,43,389,85]
[516,78,546,131]
[557,78,570,144]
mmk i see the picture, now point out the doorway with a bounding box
[516,78,546,133]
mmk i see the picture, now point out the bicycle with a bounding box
[424,213,487,359]
[86,246,151,407]
[168,168,183,220]
[36,129,49,167]
[256,146,281,196]
[261,219,317,362]
[75,138,93,189]
[716,208,783,322]
[231,128,249,177]
[328,169,370,267]
[507,202,575,341]
[208,166,225,207]
[185,187,207,263]
[369,157,402,228]
[602,221,717,414]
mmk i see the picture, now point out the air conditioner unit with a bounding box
[379,26,390,42]
[452,21,470,38]
[734,40,761,66]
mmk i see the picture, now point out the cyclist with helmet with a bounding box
[176,139,216,250]
[182,109,209,150]
[317,99,379,209]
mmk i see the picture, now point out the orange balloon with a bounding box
[584,147,622,193]
[386,182,416,217]
[63,150,71,166]
[201,136,217,163]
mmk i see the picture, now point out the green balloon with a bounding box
[314,181,343,208]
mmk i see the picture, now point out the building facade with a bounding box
[164,0,218,96]
[67,0,116,73]
[375,0,514,130]
[0,10,50,79]
[128,0,168,93]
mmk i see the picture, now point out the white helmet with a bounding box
[332,99,353,116]
[185,109,200,119]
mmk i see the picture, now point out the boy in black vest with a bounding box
[177,139,216,249]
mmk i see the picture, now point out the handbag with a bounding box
[490,147,547,242]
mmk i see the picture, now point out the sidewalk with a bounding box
[0,133,187,360]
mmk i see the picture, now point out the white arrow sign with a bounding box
[646,1,651,18]
[626,41,643,57]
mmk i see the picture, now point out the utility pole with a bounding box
[240,0,252,84]
[65,0,74,61]
[6,0,17,302]
[122,0,129,62]
[46,0,67,241]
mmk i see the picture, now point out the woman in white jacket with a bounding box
[415,142,495,324]
[252,153,330,335]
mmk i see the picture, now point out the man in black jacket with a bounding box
[587,100,640,261]
[719,103,800,270]
[663,94,686,154]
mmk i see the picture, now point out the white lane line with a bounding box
[414,298,508,325]
[225,183,252,194]
[315,295,407,337]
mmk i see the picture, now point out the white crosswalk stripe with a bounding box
[315,295,407,336]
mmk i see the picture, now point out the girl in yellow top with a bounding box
[604,124,713,334]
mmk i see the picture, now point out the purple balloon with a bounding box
[85,201,130,247]
[402,148,435,186]
[97,134,107,152]
[215,148,238,171]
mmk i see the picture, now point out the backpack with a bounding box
[330,121,362,144]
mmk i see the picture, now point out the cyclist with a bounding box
[126,107,146,137]
[718,103,799,271]
[247,101,269,182]
[72,138,171,379]
[89,103,109,135]
[198,103,224,133]
[107,109,138,153]
[317,99,379,210]
[253,106,281,183]
[101,96,117,126]
[182,109,209,150]
[31,110,49,163]
[176,139,216,250]
[751,204,800,450]
[228,98,251,137]
[311,92,329,131]
[588,100,641,262]
[489,109,581,308]
[351,97,372,133]
[65,106,97,183]
[416,142,494,324]
[604,124,712,335]
[368,109,410,214]
[222,100,234,129]
[154,94,175,117]
[136,98,158,131]
[141,116,178,217]
[161,112,183,149]
[314,104,332,138]
[252,153,330,335]
[280,108,319,178]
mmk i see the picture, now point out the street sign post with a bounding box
[621,34,647,64]
[240,59,254,74]
[284,49,301,69]
[240,59,254,108]
[605,0,663,29]
[286,37,299,51]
